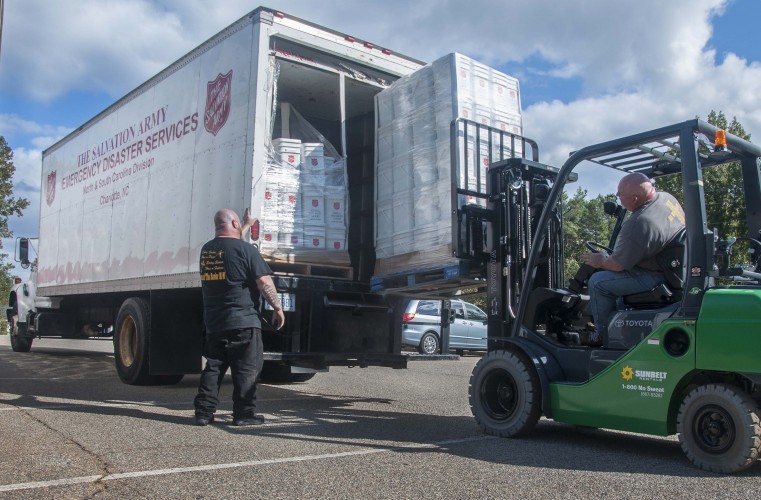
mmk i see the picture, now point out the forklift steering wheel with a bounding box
[585,241,613,254]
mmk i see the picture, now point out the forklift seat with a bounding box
[623,228,687,308]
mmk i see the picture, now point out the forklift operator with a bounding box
[578,172,686,346]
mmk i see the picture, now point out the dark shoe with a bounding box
[195,414,215,426]
[232,415,265,426]
[579,329,603,347]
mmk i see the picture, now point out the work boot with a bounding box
[194,414,215,426]
[232,415,265,426]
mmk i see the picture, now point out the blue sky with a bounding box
[1,0,761,279]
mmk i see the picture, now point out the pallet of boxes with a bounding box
[258,105,349,275]
[373,52,522,280]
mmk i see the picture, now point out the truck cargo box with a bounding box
[38,8,424,295]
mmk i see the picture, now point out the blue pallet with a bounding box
[370,261,482,293]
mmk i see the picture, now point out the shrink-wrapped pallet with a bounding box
[374,53,522,275]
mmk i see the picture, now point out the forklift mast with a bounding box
[481,159,569,342]
[450,119,571,347]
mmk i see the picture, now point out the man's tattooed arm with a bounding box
[260,278,282,310]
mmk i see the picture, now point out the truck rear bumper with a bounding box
[263,351,459,369]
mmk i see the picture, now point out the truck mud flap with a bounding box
[149,291,204,375]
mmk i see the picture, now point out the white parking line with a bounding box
[0,435,491,493]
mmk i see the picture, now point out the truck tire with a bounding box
[9,323,33,353]
[469,349,541,437]
[677,383,761,474]
[418,332,440,354]
[258,361,316,384]
[114,298,183,386]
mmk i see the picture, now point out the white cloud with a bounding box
[10,146,42,190]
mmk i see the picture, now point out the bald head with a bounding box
[617,173,656,211]
[213,208,241,238]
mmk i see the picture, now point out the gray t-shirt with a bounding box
[611,191,686,272]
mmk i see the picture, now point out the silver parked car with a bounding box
[402,299,488,354]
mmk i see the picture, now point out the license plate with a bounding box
[265,293,295,312]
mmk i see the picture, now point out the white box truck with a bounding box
[9,7,533,384]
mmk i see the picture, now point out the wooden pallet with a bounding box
[373,245,455,276]
[267,254,353,280]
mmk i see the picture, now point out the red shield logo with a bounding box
[204,70,232,136]
[333,202,341,210]
[46,170,57,206]
[288,194,296,204]
[312,199,319,208]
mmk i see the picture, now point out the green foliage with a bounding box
[0,137,30,331]
[562,188,617,282]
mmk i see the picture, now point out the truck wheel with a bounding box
[258,361,316,383]
[114,298,183,386]
[469,349,541,437]
[677,383,761,474]
[418,332,440,354]
[9,324,33,353]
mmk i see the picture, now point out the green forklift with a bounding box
[467,119,761,473]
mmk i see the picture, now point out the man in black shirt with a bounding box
[193,208,285,426]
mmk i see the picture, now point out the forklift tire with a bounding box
[114,298,183,386]
[418,332,440,354]
[469,349,541,437]
[677,383,761,474]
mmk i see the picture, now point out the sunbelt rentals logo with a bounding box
[621,365,667,382]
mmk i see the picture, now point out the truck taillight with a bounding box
[250,219,260,241]
[402,312,415,322]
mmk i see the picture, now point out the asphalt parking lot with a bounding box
[1,334,759,499]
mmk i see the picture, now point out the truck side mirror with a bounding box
[17,238,30,269]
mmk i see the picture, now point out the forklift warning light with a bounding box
[714,130,727,152]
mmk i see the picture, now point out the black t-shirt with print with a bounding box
[199,236,273,333]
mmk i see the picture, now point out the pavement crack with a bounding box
[17,406,115,483]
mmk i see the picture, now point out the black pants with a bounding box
[193,327,263,419]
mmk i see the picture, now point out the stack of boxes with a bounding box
[375,52,522,272]
[260,138,346,259]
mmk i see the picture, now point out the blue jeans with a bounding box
[588,269,665,336]
[194,327,263,419]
